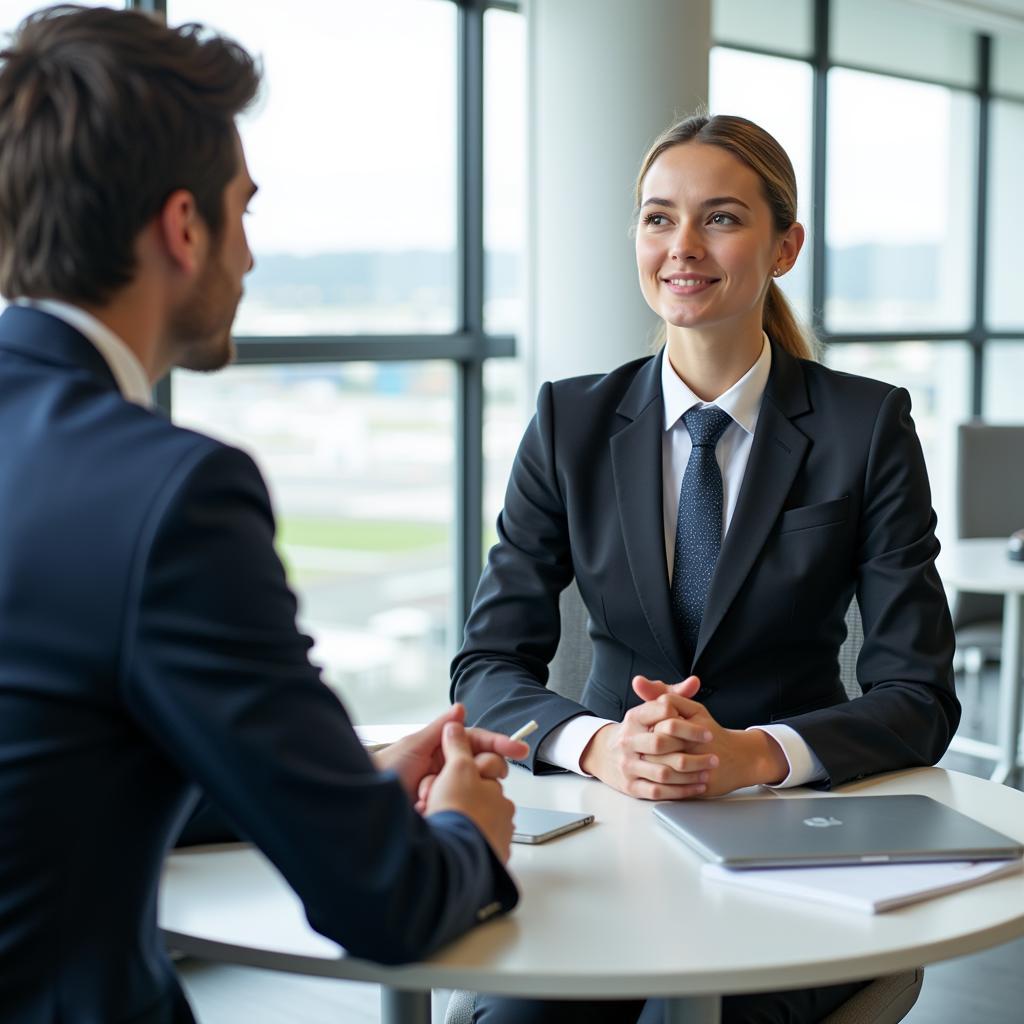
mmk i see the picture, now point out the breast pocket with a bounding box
[778,495,849,534]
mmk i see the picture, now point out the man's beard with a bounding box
[169,247,241,373]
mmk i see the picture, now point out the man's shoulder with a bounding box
[81,390,237,476]
[117,407,261,508]
[39,384,262,526]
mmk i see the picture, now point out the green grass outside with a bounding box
[278,517,448,553]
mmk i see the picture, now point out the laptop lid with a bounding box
[653,795,1023,869]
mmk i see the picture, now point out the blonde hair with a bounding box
[634,113,817,361]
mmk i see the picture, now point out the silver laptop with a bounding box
[653,795,1023,869]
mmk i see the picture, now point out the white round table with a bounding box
[161,766,1024,1024]
[938,537,1024,783]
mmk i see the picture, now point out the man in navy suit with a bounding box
[0,7,527,1022]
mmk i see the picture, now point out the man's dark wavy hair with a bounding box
[0,4,260,304]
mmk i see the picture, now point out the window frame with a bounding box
[716,0,1024,417]
[142,0,517,627]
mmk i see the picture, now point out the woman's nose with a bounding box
[669,222,703,261]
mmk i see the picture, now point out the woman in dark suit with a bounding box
[452,114,959,1024]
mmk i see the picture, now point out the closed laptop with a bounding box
[653,795,1023,869]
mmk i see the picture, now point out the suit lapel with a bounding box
[610,353,689,680]
[693,343,811,667]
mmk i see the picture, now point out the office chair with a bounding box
[445,585,922,1024]
[952,423,1024,725]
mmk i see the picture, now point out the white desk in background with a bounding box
[160,766,1024,1024]
[939,537,1024,783]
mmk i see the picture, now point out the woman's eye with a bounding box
[642,213,669,227]
[709,212,736,226]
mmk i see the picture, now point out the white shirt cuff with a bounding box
[746,724,827,788]
[536,715,617,776]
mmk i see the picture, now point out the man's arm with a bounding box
[122,443,517,964]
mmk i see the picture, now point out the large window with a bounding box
[163,0,522,724]
[709,46,814,322]
[484,6,526,337]
[174,362,456,723]
[826,70,976,333]
[0,0,522,725]
[987,100,1024,329]
[712,0,1024,544]
[983,343,1024,423]
[170,0,459,336]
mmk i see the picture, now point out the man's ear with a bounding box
[158,188,205,276]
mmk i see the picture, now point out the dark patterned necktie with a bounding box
[671,406,733,657]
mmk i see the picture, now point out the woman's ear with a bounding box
[774,221,806,276]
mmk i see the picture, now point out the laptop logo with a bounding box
[803,815,843,828]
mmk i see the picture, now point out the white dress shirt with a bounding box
[537,335,826,787]
[14,297,152,407]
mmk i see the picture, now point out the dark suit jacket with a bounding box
[453,342,959,786]
[0,306,516,1024]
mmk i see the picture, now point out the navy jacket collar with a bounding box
[0,304,120,394]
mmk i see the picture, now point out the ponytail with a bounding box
[764,281,818,361]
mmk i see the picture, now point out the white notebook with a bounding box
[702,858,1022,913]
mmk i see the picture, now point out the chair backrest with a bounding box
[547,580,592,701]
[957,422,1024,538]
[550,580,864,702]
[954,422,1024,627]
[839,598,864,699]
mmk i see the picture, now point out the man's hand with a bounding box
[635,676,789,798]
[374,704,528,810]
[579,675,717,799]
[425,722,517,863]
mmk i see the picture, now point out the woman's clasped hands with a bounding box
[579,675,789,800]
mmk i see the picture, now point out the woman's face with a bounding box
[635,141,802,342]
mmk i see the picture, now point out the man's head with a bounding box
[0,4,260,368]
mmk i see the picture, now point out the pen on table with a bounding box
[509,720,538,743]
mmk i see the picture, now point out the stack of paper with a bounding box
[702,858,1022,913]
[353,723,421,752]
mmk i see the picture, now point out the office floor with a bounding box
[178,664,1024,1024]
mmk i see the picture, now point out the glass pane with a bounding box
[709,47,814,322]
[826,69,976,332]
[987,100,1024,330]
[831,0,977,89]
[169,0,458,336]
[822,342,971,546]
[993,32,1024,100]
[172,362,456,725]
[711,0,813,59]
[484,8,526,337]
[983,342,1024,423]
[483,359,527,557]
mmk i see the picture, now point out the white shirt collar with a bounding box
[661,332,772,436]
[14,297,153,407]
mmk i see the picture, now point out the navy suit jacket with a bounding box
[452,342,959,786]
[0,306,516,1024]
